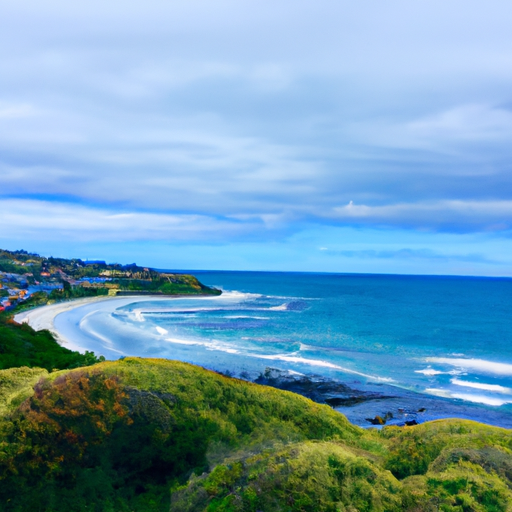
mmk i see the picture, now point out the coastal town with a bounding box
[0,271,32,312]
[0,266,112,312]
[0,248,220,312]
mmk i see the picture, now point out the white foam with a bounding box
[130,290,260,302]
[164,336,239,356]
[123,289,263,317]
[78,310,98,329]
[425,357,512,376]
[155,326,168,335]
[79,311,113,347]
[78,315,125,355]
[451,378,512,394]
[287,370,306,376]
[134,310,145,322]
[415,368,444,376]
[224,315,269,320]
[257,354,343,369]
[142,307,222,314]
[269,303,288,311]
[451,393,512,407]
[426,386,512,406]
[425,388,453,398]
[165,337,202,346]
[216,290,262,301]
[215,347,239,354]
[252,353,394,383]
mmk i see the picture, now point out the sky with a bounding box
[1,0,512,275]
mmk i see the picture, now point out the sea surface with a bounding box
[53,272,512,425]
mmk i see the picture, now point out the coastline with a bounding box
[14,295,173,352]
[13,293,220,352]
[13,293,223,353]
[15,296,112,332]
[14,296,122,351]
[12,294,512,430]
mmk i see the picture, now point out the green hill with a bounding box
[1,358,511,511]
[0,312,104,371]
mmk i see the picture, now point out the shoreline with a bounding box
[13,295,512,430]
[249,367,512,430]
[14,295,173,352]
[13,292,221,350]
[15,296,118,351]
[15,295,115,333]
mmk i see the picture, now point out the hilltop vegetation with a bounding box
[0,358,511,511]
[0,290,105,371]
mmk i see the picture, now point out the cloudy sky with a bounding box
[2,0,512,275]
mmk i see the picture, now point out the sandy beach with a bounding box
[13,294,186,353]
[14,296,119,349]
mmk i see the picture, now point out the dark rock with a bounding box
[254,367,396,407]
[366,415,386,425]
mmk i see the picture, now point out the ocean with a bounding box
[53,271,512,426]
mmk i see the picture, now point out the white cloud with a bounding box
[1,0,512,249]
[332,199,512,231]
[0,199,275,243]
[408,104,512,143]
[347,104,512,157]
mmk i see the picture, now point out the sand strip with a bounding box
[14,296,120,346]
[13,294,191,349]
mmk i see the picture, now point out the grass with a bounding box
[0,358,511,511]
[0,316,104,371]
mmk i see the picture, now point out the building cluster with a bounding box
[0,272,31,311]
[0,267,125,312]
[0,250,180,312]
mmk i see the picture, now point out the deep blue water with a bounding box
[54,272,512,411]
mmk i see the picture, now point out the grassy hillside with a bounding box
[0,358,511,511]
[0,312,104,371]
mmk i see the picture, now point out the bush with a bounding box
[1,359,512,511]
[0,318,104,371]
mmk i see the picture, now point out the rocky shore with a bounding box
[254,367,512,429]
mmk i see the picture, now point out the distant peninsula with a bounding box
[0,248,221,313]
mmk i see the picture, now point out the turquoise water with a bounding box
[54,272,512,411]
